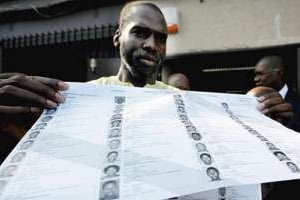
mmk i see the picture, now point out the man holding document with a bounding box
[0,1,299,200]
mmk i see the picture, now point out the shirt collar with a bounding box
[279,84,288,98]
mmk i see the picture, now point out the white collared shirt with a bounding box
[279,84,288,98]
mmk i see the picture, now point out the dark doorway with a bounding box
[164,44,299,93]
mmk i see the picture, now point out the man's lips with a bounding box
[139,58,156,66]
[139,56,158,66]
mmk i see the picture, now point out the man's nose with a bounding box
[143,35,156,52]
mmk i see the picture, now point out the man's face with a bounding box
[108,152,118,162]
[266,143,276,149]
[109,140,120,149]
[186,125,196,132]
[111,120,121,127]
[201,154,212,164]
[254,62,280,89]
[196,143,206,151]
[218,187,226,196]
[12,152,26,162]
[275,152,287,161]
[192,133,201,141]
[116,5,167,82]
[111,128,121,135]
[208,168,219,179]
[103,182,118,197]
[287,162,299,172]
[106,166,118,176]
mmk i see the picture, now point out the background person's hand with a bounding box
[256,91,293,124]
[247,86,293,125]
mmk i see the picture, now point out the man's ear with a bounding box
[113,29,121,48]
[277,68,284,77]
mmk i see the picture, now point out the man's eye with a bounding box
[156,34,167,44]
[133,29,150,38]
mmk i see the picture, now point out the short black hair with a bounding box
[108,151,118,156]
[119,1,165,30]
[104,165,120,172]
[102,180,117,188]
[260,55,283,71]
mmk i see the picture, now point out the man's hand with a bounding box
[257,91,293,124]
[0,73,69,139]
[0,73,69,114]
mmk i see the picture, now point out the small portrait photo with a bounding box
[173,94,182,99]
[111,120,122,128]
[206,167,221,181]
[109,139,121,150]
[200,153,213,165]
[107,151,118,163]
[175,99,184,105]
[34,122,47,129]
[257,135,268,141]
[242,124,251,129]
[44,108,57,115]
[177,105,186,113]
[109,128,121,138]
[195,143,208,152]
[113,108,123,114]
[114,109,124,114]
[218,187,226,197]
[286,162,300,173]
[10,152,26,163]
[103,165,120,177]
[274,151,290,161]
[221,102,229,109]
[113,104,124,113]
[111,114,123,120]
[179,114,189,122]
[28,130,40,139]
[100,180,119,200]
[186,125,197,133]
[265,142,279,151]
[248,129,259,135]
[40,116,53,123]
[191,132,202,141]
[20,140,34,150]
[0,165,18,177]
[114,96,125,104]
[115,104,124,109]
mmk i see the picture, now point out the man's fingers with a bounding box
[266,103,293,114]
[0,105,41,115]
[256,91,294,124]
[30,76,69,91]
[258,97,284,111]
[276,111,294,119]
[0,73,24,79]
[0,75,66,104]
[259,104,293,124]
[257,92,281,102]
[22,76,66,103]
[0,85,57,108]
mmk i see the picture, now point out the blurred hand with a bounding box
[0,73,69,138]
[0,73,68,114]
[256,91,293,124]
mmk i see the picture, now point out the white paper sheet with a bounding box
[1,82,299,200]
